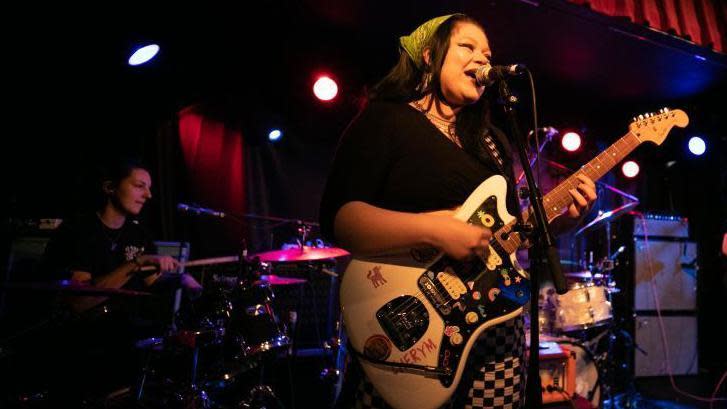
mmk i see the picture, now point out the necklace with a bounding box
[96,212,124,251]
[410,101,461,147]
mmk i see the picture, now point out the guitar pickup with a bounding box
[419,274,452,315]
[436,269,467,300]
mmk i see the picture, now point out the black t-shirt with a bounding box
[319,100,518,241]
[41,213,157,290]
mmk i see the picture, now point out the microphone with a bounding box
[177,203,225,218]
[475,64,526,86]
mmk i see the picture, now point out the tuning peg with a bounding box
[639,114,644,120]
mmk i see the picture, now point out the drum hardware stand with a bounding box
[238,239,285,409]
[495,69,569,408]
[320,312,347,406]
[600,316,648,409]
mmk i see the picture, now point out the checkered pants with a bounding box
[338,316,526,409]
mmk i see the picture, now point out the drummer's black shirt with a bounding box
[41,212,157,290]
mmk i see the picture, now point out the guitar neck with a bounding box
[495,130,642,253]
[539,130,641,221]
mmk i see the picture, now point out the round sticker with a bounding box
[364,335,392,361]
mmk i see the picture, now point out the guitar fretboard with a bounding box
[494,131,641,253]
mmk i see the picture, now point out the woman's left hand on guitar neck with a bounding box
[550,174,597,236]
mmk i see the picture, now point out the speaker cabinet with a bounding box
[634,315,698,376]
[628,214,698,378]
[633,239,697,310]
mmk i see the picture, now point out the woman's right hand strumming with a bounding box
[334,201,491,261]
[424,212,491,261]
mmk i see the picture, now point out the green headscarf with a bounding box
[399,14,462,69]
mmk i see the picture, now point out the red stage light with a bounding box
[561,132,581,152]
[621,161,640,178]
[313,76,338,101]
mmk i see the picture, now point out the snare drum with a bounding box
[553,272,613,332]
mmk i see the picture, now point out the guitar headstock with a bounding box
[629,108,689,145]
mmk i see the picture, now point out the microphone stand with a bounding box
[495,77,568,407]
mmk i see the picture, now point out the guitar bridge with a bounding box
[376,296,429,351]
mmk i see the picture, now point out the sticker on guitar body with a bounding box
[398,338,438,364]
[364,335,392,360]
[367,266,387,288]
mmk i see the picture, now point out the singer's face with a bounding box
[112,168,152,216]
[439,22,491,106]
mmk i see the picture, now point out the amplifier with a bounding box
[633,239,697,310]
[633,214,688,238]
[526,341,577,403]
[634,314,698,376]
[537,342,577,404]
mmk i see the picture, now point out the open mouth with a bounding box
[464,69,480,84]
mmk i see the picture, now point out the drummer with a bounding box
[42,157,202,312]
[37,157,202,404]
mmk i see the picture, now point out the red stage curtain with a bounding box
[568,0,727,53]
[177,106,245,217]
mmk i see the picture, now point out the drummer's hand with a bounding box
[425,213,491,261]
[565,174,597,219]
[136,254,180,273]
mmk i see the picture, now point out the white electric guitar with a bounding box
[339,109,688,409]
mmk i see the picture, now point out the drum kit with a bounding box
[1,197,641,408]
[129,243,351,409]
[0,237,351,408]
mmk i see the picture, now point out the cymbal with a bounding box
[575,201,639,236]
[1,280,153,297]
[255,274,307,286]
[253,246,350,262]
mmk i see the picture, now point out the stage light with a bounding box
[313,76,338,101]
[268,129,283,142]
[128,44,160,66]
[622,161,640,178]
[561,132,581,152]
[687,136,706,156]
